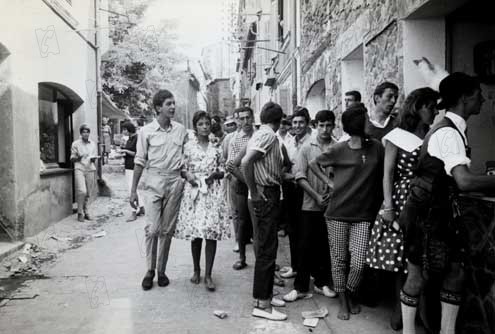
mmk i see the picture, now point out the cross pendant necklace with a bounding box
[361,154,367,164]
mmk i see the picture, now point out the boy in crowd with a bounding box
[283,109,337,302]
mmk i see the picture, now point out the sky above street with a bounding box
[141,0,226,58]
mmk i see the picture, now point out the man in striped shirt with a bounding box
[241,102,286,321]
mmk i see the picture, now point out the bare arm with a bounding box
[383,142,397,208]
[452,165,495,192]
[309,159,333,189]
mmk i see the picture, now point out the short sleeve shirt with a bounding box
[246,125,283,186]
[427,112,471,176]
[134,119,187,171]
[294,137,335,211]
[71,139,98,171]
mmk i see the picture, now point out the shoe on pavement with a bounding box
[77,213,84,222]
[252,307,287,321]
[157,273,169,287]
[232,260,247,270]
[280,268,297,279]
[126,211,137,222]
[84,213,92,220]
[137,207,145,216]
[283,289,312,302]
[270,297,286,307]
[141,270,155,290]
[279,266,291,273]
[314,285,337,298]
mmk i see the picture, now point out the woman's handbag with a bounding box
[366,211,406,272]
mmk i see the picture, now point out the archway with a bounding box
[304,79,326,118]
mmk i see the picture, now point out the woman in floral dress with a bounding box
[366,87,439,330]
[175,111,230,291]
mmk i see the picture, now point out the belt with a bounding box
[146,168,181,176]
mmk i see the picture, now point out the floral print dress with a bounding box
[174,136,231,241]
[366,128,423,273]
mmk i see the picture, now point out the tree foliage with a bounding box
[102,0,186,117]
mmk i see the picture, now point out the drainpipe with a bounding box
[95,0,103,179]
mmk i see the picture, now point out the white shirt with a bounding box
[427,112,471,176]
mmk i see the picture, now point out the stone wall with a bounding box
[300,0,417,127]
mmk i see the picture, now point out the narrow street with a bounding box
[0,171,402,334]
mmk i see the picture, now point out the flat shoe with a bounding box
[157,273,169,287]
[232,260,247,270]
[282,289,312,302]
[141,270,155,290]
[252,307,287,321]
[280,268,297,279]
[205,277,216,291]
[270,297,286,307]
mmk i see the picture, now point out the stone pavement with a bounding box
[0,172,407,334]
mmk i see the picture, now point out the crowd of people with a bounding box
[71,72,495,333]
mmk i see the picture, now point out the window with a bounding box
[39,84,74,170]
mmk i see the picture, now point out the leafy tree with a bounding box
[102,0,186,117]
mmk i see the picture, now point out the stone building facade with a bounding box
[206,78,235,119]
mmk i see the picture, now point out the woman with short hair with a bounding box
[309,103,384,320]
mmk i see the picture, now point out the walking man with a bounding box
[70,124,98,222]
[242,102,286,321]
[130,89,188,290]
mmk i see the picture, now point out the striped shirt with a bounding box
[246,124,283,186]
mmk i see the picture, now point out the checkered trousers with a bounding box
[326,219,371,293]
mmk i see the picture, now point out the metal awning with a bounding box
[102,93,129,120]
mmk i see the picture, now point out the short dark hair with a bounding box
[399,87,439,132]
[79,124,90,134]
[293,106,310,123]
[342,103,367,137]
[314,109,335,124]
[152,89,174,109]
[437,72,480,110]
[373,82,399,105]
[234,106,254,117]
[192,110,211,130]
[292,108,310,124]
[260,102,284,124]
[345,90,361,102]
[122,121,136,134]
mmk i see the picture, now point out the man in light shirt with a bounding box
[130,89,188,291]
[70,124,98,222]
[399,73,495,334]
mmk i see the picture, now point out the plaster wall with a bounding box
[402,18,446,95]
[0,1,97,238]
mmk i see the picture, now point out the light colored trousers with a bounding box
[125,169,142,212]
[142,170,185,274]
[74,169,96,214]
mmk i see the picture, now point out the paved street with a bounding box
[0,172,403,334]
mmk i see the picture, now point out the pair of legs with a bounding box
[75,169,96,220]
[142,173,184,290]
[327,219,370,320]
[233,180,253,269]
[401,261,464,334]
[190,238,217,290]
[251,186,280,311]
[282,181,303,275]
[294,211,332,292]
